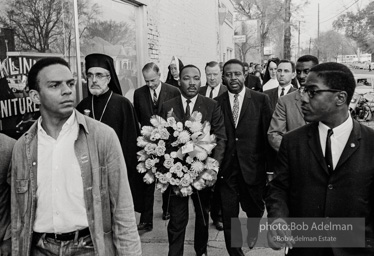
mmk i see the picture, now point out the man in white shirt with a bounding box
[215,59,272,255]
[264,60,298,112]
[10,57,141,256]
[199,61,227,99]
[134,62,180,230]
[267,55,319,152]
[266,62,374,255]
[160,65,226,256]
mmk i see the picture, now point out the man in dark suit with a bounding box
[199,61,227,231]
[160,65,226,256]
[215,59,272,256]
[243,62,262,91]
[264,59,298,112]
[267,55,319,152]
[199,61,227,99]
[266,62,374,255]
[134,62,180,230]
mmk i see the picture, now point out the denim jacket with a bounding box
[10,110,142,255]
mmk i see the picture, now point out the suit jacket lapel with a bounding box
[294,92,305,122]
[192,95,206,118]
[238,88,251,125]
[172,96,185,121]
[308,123,330,175]
[144,87,154,115]
[157,83,167,113]
[222,93,236,127]
[335,120,361,170]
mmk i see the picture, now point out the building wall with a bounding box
[145,0,234,84]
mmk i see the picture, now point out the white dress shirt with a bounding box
[205,84,221,98]
[278,84,292,97]
[34,112,88,233]
[181,94,198,116]
[228,87,246,127]
[318,114,353,170]
[148,81,162,99]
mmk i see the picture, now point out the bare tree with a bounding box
[234,20,260,62]
[234,0,284,62]
[0,0,100,54]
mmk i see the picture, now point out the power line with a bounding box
[320,0,359,23]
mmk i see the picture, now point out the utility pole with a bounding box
[317,3,320,59]
[283,0,292,59]
[297,21,300,59]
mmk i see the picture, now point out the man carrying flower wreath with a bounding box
[159,65,226,256]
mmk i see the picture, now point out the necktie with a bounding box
[232,94,239,126]
[280,88,285,97]
[185,99,191,119]
[152,89,158,105]
[209,87,214,98]
[325,129,334,174]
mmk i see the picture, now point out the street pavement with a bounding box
[136,191,284,256]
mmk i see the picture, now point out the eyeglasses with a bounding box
[299,86,342,99]
[87,73,109,80]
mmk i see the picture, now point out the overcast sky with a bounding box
[295,0,371,47]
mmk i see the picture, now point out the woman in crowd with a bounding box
[262,57,279,91]
[165,56,184,87]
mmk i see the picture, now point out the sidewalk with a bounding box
[136,191,284,256]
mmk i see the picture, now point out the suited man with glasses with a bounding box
[76,53,143,213]
[266,62,374,255]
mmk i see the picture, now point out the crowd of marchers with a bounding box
[0,52,374,256]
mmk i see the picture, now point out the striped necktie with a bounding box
[152,89,158,105]
[232,94,239,126]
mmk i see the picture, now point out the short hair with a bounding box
[223,59,245,74]
[142,62,160,73]
[242,62,249,68]
[28,57,70,91]
[255,64,262,69]
[278,59,296,72]
[205,61,219,70]
[310,62,355,105]
[179,64,201,78]
[297,55,319,65]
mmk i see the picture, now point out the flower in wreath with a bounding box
[167,117,177,127]
[140,126,154,137]
[136,162,147,173]
[144,143,157,155]
[189,122,203,133]
[137,136,149,147]
[143,172,155,184]
[191,161,204,173]
[159,128,170,140]
[155,145,166,156]
[163,156,174,169]
[178,130,190,144]
[137,150,148,161]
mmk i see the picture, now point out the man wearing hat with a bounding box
[76,53,143,213]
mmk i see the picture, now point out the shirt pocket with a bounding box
[15,179,29,217]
